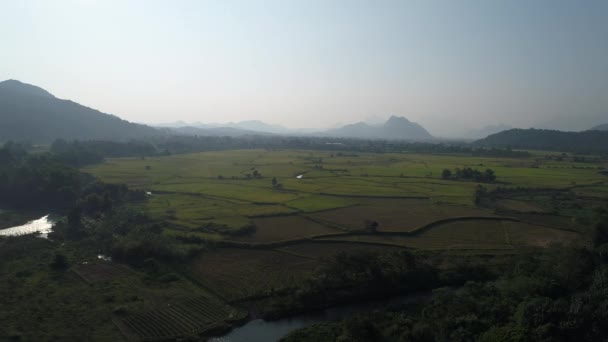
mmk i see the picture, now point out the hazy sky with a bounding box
[1,0,607,136]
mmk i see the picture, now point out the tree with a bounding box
[474,185,487,205]
[49,253,69,270]
[365,220,379,233]
[66,206,84,238]
[484,169,496,182]
[272,177,278,188]
[441,169,452,180]
[593,207,608,247]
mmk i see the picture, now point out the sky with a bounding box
[1,0,607,136]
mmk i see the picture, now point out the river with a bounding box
[209,292,431,342]
[0,214,54,238]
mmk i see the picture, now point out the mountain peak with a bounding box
[0,79,55,98]
[384,115,411,125]
[325,116,432,140]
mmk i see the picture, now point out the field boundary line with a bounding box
[318,193,430,199]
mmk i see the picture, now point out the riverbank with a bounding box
[209,290,435,342]
[0,209,51,230]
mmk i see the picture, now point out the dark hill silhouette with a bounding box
[474,128,608,153]
[324,115,432,140]
[591,124,608,131]
[0,80,161,143]
[465,124,513,139]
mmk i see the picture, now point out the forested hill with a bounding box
[592,124,608,131]
[474,128,608,153]
[0,80,161,143]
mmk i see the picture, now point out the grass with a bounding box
[285,195,356,212]
[84,148,605,245]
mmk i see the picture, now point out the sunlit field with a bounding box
[84,149,606,248]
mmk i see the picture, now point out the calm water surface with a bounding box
[210,292,430,342]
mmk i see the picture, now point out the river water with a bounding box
[210,292,431,342]
[0,215,54,238]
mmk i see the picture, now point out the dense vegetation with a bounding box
[49,136,532,162]
[0,142,144,211]
[441,167,496,183]
[50,139,157,166]
[285,241,608,342]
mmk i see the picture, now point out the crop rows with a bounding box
[72,263,132,283]
[115,296,239,341]
[190,249,318,301]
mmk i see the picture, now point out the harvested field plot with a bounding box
[310,199,496,232]
[72,262,133,283]
[278,242,403,259]
[232,215,339,243]
[507,212,583,232]
[190,249,318,301]
[496,199,547,213]
[115,296,244,341]
[326,219,581,250]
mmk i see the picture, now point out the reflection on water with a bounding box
[0,215,54,238]
[211,292,431,342]
[98,254,112,261]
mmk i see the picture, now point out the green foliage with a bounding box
[284,250,439,312]
[49,253,69,270]
[592,206,608,247]
[51,139,157,166]
[287,246,608,342]
[442,167,497,182]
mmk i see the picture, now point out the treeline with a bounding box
[442,167,497,182]
[0,142,144,212]
[146,135,532,157]
[0,142,89,210]
[50,139,157,167]
[44,136,531,166]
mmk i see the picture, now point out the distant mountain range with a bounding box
[321,116,433,141]
[156,115,433,141]
[153,120,314,135]
[0,80,160,143]
[474,128,608,153]
[166,125,274,137]
[0,80,431,143]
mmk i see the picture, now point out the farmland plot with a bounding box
[190,249,318,301]
[114,296,245,341]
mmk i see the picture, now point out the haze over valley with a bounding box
[2,1,608,341]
